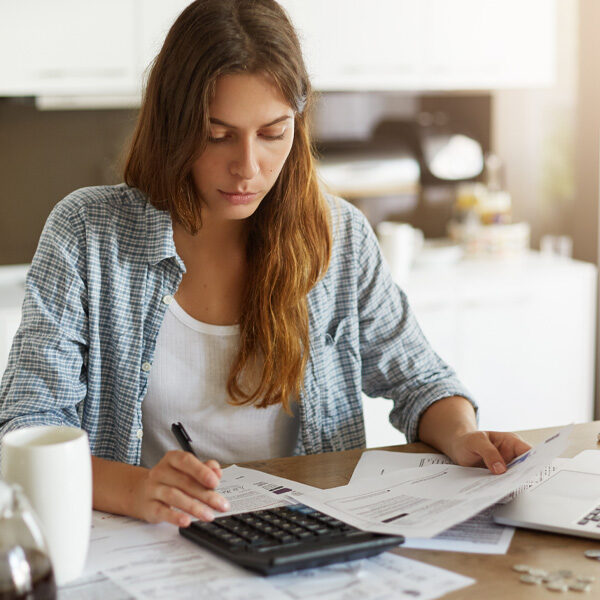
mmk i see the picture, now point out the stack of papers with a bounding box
[227,426,571,541]
[75,510,474,599]
[69,426,572,598]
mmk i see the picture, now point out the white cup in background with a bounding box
[540,234,573,259]
[376,221,424,285]
[1,426,92,585]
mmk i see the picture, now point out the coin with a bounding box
[513,564,533,573]
[520,574,542,585]
[569,581,592,593]
[556,569,573,579]
[546,581,568,592]
[584,549,600,559]
[529,568,548,577]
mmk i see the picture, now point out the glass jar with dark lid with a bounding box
[0,481,56,600]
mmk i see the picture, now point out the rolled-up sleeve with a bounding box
[356,216,476,443]
[0,200,88,439]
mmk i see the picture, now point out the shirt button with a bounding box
[162,294,173,305]
[136,429,143,440]
[141,362,152,372]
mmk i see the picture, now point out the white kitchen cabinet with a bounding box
[420,0,556,89]
[0,0,190,104]
[281,0,556,91]
[0,0,138,96]
[363,253,597,448]
[0,0,556,102]
[281,0,424,90]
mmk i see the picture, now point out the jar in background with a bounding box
[0,481,56,599]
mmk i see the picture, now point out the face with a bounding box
[191,72,295,224]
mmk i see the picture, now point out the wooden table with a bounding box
[241,421,600,599]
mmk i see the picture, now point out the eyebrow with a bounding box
[209,115,292,129]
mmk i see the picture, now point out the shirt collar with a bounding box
[144,201,186,272]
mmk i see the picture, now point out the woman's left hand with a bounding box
[448,430,532,474]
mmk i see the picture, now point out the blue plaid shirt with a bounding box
[0,184,473,464]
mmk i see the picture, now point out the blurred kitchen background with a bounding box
[1,0,599,445]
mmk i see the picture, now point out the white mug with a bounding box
[1,426,92,586]
[376,221,424,285]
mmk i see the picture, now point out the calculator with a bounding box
[179,504,404,575]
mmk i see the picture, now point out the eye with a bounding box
[260,129,286,141]
[208,134,230,143]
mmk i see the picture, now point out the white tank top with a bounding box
[140,298,299,468]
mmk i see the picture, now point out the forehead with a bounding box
[209,73,293,126]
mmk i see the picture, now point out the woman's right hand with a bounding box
[134,450,230,527]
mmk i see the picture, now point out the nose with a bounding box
[230,138,259,180]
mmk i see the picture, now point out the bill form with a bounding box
[244,425,572,539]
[82,510,474,600]
[349,449,566,553]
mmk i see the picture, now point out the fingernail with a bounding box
[220,499,230,512]
[205,475,218,488]
[201,509,214,522]
[493,462,506,474]
[179,515,191,528]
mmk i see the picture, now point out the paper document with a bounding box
[86,513,180,576]
[350,451,453,483]
[349,450,566,553]
[103,537,279,600]
[213,463,318,515]
[291,426,572,539]
[58,572,132,599]
[83,518,474,600]
[350,451,514,553]
[83,508,474,600]
[269,553,475,600]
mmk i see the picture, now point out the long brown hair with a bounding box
[124,0,331,412]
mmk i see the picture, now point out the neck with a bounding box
[173,214,248,256]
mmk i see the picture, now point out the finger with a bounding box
[205,459,222,478]
[155,469,230,512]
[165,451,220,489]
[146,502,192,528]
[502,439,532,464]
[489,432,532,463]
[469,433,507,474]
[154,484,216,522]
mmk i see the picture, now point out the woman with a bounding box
[0,0,530,528]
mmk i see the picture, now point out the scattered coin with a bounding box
[569,581,592,593]
[584,549,600,559]
[556,569,573,579]
[546,581,569,592]
[512,562,596,593]
[520,574,543,585]
[513,564,533,573]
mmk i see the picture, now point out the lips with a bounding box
[218,190,259,206]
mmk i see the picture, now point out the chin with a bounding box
[223,201,262,220]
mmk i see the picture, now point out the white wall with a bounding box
[491,0,578,253]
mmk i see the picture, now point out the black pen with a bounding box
[171,422,198,457]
